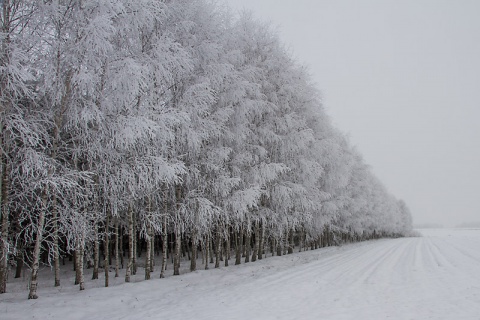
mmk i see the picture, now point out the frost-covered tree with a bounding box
[0,0,54,295]
[0,0,414,298]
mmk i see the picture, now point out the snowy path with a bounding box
[2,229,480,319]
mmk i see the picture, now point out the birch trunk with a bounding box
[132,219,137,275]
[104,213,110,287]
[182,236,188,259]
[119,226,124,268]
[114,220,119,277]
[201,238,205,266]
[160,214,167,278]
[145,197,152,280]
[299,228,305,252]
[244,231,250,263]
[190,230,197,272]
[14,241,23,278]
[52,200,60,287]
[288,229,294,254]
[215,230,221,268]
[235,228,242,265]
[125,205,134,282]
[209,234,214,264]
[160,233,167,278]
[150,231,155,272]
[145,224,152,280]
[150,235,154,272]
[92,222,99,280]
[173,185,181,275]
[51,114,62,287]
[258,223,264,260]
[0,144,8,294]
[161,186,168,277]
[73,230,85,290]
[77,240,85,291]
[277,238,282,256]
[74,249,80,284]
[0,0,11,295]
[204,234,209,270]
[251,221,259,262]
[27,192,47,299]
[173,227,181,275]
[224,235,230,267]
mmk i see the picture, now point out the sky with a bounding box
[223,0,480,227]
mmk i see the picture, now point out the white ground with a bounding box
[1,229,480,320]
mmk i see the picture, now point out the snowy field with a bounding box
[1,228,480,320]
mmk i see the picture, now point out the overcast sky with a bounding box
[224,0,480,227]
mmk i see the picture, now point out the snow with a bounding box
[2,228,480,319]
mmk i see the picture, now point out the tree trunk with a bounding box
[251,221,259,262]
[50,119,61,287]
[115,220,119,277]
[76,242,85,291]
[299,228,304,252]
[224,236,230,267]
[173,185,182,276]
[74,250,80,285]
[92,222,99,280]
[150,235,155,272]
[288,229,294,254]
[145,224,152,280]
[74,249,81,285]
[14,250,23,279]
[104,214,110,287]
[160,236,167,278]
[52,199,60,287]
[215,230,221,268]
[173,226,181,275]
[0,0,12,295]
[277,238,282,256]
[201,237,206,266]
[119,226,124,268]
[72,227,86,291]
[145,197,153,280]
[244,231,250,263]
[73,251,76,272]
[0,130,9,294]
[209,234,214,264]
[132,219,137,275]
[181,236,187,259]
[190,230,197,272]
[204,234,209,270]
[235,228,242,265]
[28,189,48,299]
[125,205,134,282]
[160,212,167,278]
[258,223,264,260]
[169,234,173,263]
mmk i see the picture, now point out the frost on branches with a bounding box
[0,0,414,298]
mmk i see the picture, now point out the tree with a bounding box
[0,0,414,298]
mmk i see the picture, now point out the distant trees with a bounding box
[0,0,414,299]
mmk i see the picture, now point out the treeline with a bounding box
[0,0,413,299]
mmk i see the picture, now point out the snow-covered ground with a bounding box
[1,228,480,320]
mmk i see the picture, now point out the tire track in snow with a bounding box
[139,233,479,320]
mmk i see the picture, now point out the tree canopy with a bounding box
[0,0,413,298]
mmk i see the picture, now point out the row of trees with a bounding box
[0,0,413,299]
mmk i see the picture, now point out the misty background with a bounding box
[224,0,480,227]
